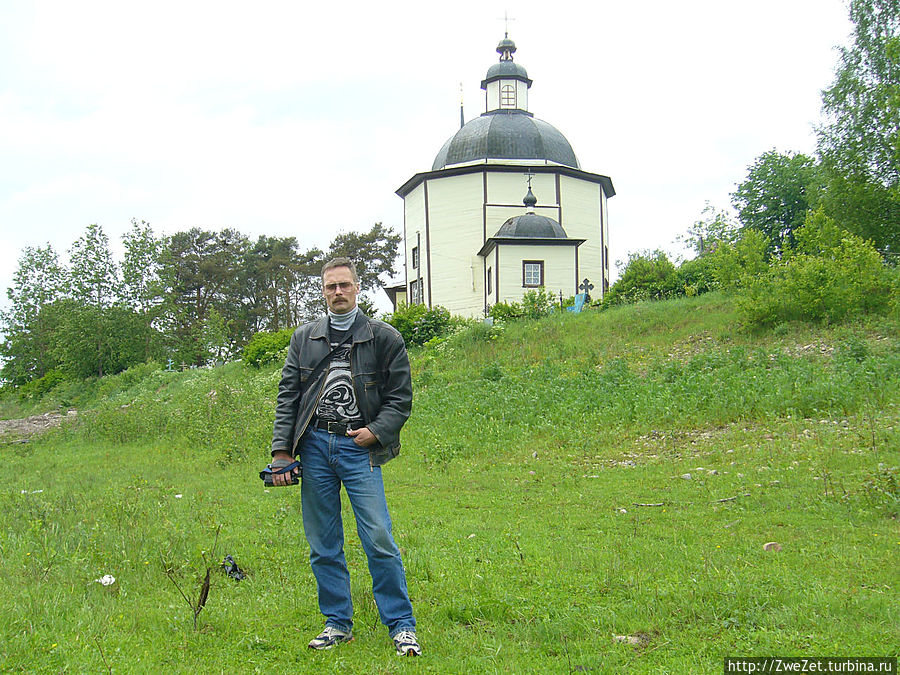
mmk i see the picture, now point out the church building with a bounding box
[389,35,615,318]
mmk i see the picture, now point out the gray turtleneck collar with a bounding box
[328,306,359,331]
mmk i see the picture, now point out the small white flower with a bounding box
[95,575,116,586]
[175,494,183,499]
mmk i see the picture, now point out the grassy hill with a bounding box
[1,293,897,673]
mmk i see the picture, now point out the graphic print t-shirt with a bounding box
[315,328,362,423]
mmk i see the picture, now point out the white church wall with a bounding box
[486,170,557,208]
[426,173,484,315]
[403,184,427,303]
[484,81,497,111]
[559,175,604,296]
[484,80,530,111]
[495,244,577,304]
[601,190,610,289]
[516,81,529,110]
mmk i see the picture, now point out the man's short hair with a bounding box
[321,257,359,284]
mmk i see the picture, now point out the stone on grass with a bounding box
[613,633,651,646]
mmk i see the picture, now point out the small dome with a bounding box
[495,213,568,239]
[483,60,530,84]
[497,36,517,54]
[432,112,580,170]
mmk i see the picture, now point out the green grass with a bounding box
[1,294,898,673]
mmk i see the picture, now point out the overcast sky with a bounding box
[0,0,852,311]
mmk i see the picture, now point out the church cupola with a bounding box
[523,183,538,213]
[481,35,532,113]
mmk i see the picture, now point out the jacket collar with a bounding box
[309,310,373,342]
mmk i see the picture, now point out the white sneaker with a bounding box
[392,630,421,656]
[308,626,352,650]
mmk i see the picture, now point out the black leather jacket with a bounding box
[270,311,412,467]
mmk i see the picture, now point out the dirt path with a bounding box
[0,410,77,440]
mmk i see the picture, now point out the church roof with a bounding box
[431,111,580,170]
[478,190,585,257]
[495,212,568,239]
[481,60,532,86]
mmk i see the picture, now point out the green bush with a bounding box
[384,303,453,346]
[520,288,558,319]
[672,255,716,297]
[737,217,897,328]
[489,300,523,322]
[242,327,295,367]
[602,249,679,308]
[705,228,770,291]
[16,369,70,402]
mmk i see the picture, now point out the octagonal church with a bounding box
[389,36,615,318]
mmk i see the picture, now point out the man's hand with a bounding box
[270,451,300,486]
[347,426,376,447]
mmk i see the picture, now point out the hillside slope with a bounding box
[1,293,897,673]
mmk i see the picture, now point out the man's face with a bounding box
[322,266,360,314]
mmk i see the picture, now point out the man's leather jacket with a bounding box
[270,311,412,467]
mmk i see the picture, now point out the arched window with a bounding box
[500,84,516,108]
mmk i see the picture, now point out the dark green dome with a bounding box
[495,213,568,239]
[432,111,580,170]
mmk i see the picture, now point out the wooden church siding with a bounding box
[426,173,484,315]
[559,175,604,290]
[496,244,576,304]
[486,170,556,208]
[403,185,426,303]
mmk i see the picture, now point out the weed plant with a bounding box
[1,294,898,673]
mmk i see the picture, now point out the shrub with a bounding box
[520,288,558,319]
[672,255,716,296]
[603,249,679,308]
[737,217,897,328]
[411,306,452,345]
[16,369,70,402]
[243,327,295,368]
[703,228,771,291]
[489,300,523,322]
[384,303,453,346]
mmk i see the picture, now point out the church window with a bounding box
[410,279,422,304]
[500,84,516,108]
[487,267,493,295]
[412,246,419,269]
[523,260,544,287]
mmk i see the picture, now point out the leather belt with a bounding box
[313,418,366,435]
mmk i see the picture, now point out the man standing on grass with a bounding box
[268,257,420,657]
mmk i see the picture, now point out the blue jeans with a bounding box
[299,427,415,636]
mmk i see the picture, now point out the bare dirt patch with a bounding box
[0,410,77,442]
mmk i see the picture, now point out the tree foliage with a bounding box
[737,212,897,327]
[327,222,401,297]
[68,223,120,308]
[731,150,820,256]
[1,245,66,384]
[817,0,900,253]
[603,250,679,307]
[2,220,402,386]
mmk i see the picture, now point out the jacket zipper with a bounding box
[291,339,331,457]
[348,340,375,471]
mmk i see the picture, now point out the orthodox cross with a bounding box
[499,11,516,37]
[579,278,594,301]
